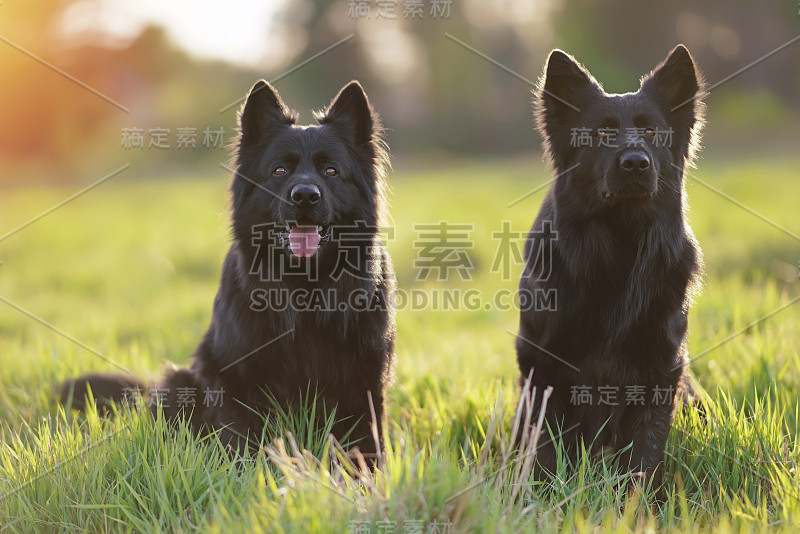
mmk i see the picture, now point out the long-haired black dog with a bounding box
[516,45,705,489]
[63,81,395,459]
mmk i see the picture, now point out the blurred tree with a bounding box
[1,0,797,184]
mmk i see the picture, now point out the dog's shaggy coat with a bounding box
[516,45,705,488]
[63,81,395,458]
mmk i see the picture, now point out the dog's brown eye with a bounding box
[595,128,610,138]
[644,128,656,137]
[273,167,287,176]
[324,167,338,177]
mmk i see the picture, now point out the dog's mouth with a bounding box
[601,190,655,202]
[278,222,331,257]
[601,182,657,204]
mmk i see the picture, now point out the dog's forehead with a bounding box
[270,124,347,153]
[583,92,662,120]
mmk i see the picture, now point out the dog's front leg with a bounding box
[620,402,674,491]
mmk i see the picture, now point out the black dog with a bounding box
[516,45,705,488]
[63,81,395,458]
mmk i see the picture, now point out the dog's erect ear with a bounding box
[641,45,704,111]
[319,81,376,146]
[538,50,601,121]
[239,80,295,147]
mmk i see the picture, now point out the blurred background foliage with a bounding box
[0,0,798,185]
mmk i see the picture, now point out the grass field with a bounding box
[1,155,799,532]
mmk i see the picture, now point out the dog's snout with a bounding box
[290,184,321,206]
[618,151,651,173]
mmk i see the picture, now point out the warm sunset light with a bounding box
[1,2,798,532]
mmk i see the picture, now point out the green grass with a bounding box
[0,155,799,532]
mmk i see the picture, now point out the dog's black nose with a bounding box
[619,151,651,172]
[290,184,321,206]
